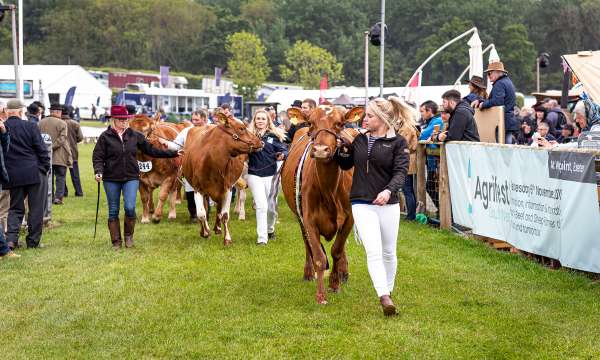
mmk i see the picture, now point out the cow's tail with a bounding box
[320,242,330,270]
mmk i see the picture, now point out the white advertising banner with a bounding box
[446,143,600,273]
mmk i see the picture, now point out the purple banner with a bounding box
[160,66,169,88]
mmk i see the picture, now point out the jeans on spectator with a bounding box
[52,165,67,200]
[505,131,518,145]
[402,174,416,220]
[64,161,83,196]
[103,180,139,220]
[6,171,47,248]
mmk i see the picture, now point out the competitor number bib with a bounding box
[138,161,153,173]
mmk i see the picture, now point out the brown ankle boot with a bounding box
[380,295,397,316]
[124,216,136,248]
[108,219,122,250]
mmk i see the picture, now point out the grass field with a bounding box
[1,143,599,359]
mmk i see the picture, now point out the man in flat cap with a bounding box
[2,99,50,250]
[39,103,71,205]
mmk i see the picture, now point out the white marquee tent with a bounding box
[0,65,112,111]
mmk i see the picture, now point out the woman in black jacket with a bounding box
[247,109,288,245]
[92,105,180,250]
[336,96,410,316]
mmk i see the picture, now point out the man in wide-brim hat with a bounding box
[475,61,519,144]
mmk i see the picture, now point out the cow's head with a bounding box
[295,105,363,161]
[129,115,155,137]
[214,112,263,156]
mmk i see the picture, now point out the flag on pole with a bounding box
[160,66,169,88]
[319,73,328,104]
[215,67,222,87]
[64,86,77,106]
[408,70,422,87]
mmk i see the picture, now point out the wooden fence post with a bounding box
[416,143,427,208]
[438,143,452,229]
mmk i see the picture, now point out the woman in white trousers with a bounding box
[336,96,412,316]
[247,110,288,245]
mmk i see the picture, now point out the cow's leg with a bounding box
[236,188,246,221]
[219,190,233,246]
[139,183,152,224]
[175,181,182,205]
[305,224,328,305]
[329,216,353,292]
[302,229,315,281]
[152,179,173,223]
[194,192,210,238]
[214,190,231,235]
[167,179,178,220]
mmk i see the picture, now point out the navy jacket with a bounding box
[248,132,288,177]
[481,74,518,131]
[2,116,51,188]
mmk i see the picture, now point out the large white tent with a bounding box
[0,65,112,111]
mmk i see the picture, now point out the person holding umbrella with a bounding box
[92,105,182,250]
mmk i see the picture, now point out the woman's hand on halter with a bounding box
[372,189,391,206]
[95,174,102,183]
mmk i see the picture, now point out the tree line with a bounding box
[0,0,598,96]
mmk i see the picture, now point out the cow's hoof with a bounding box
[141,218,150,224]
[168,214,176,220]
[316,295,328,305]
[238,215,245,221]
[151,218,161,224]
[199,230,210,238]
[223,239,233,247]
[328,287,340,293]
[214,229,222,235]
[303,274,315,281]
[340,272,349,283]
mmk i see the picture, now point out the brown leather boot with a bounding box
[380,295,397,316]
[124,216,136,248]
[108,219,122,250]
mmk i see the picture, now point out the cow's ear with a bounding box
[345,106,364,124]
[287,108,307,125]
[214,111,230,127]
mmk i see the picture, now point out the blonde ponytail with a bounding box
[387,96,416,130]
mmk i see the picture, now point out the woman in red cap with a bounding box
[92,105,182,250]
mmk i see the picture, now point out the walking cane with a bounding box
[93,181,100,239]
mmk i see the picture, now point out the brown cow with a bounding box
[182,113,262,245]
[281,105,363,304]
[129,115,185,223]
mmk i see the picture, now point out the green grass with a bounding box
[1,143,599,359]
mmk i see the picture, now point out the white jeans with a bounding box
[247,174,277,243]
[352,203,400,297]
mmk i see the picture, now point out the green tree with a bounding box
[497,24,536,92]
[280,40,344,89]
[225,31,270,100]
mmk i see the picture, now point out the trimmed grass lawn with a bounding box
[80,120,108,128]
[1,143,599,359]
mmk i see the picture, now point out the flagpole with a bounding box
[379,0,385,97]
[17,0,23,101]
[364,30,369,107]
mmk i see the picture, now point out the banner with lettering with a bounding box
[446,143,600,273]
